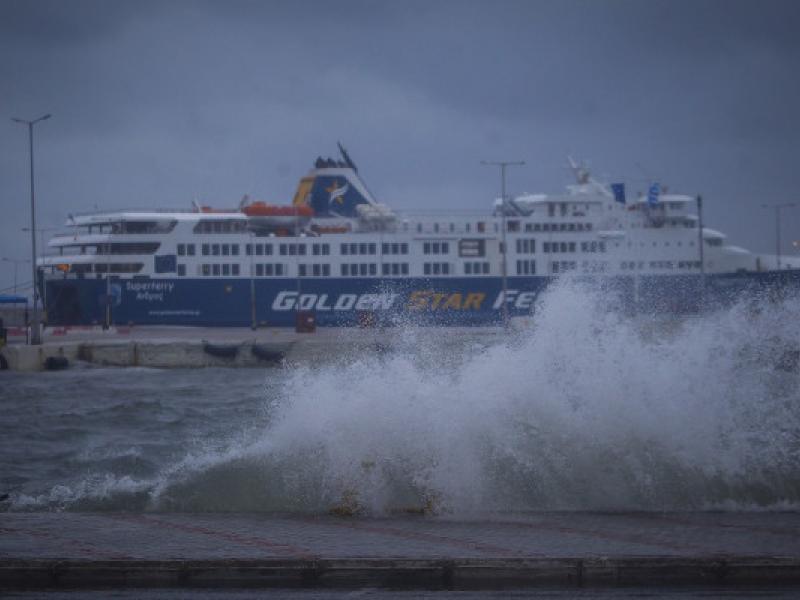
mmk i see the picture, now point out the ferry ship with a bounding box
[39,145,800,327]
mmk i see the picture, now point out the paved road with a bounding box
[2,512,800,590]
[4,588,800,599]
[3,512,800,560]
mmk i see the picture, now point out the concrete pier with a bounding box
[0,325,508,371]
[1,512,800,589]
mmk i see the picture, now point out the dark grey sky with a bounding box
[2,0,799,293]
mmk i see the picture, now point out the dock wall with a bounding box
[0,326,505,371]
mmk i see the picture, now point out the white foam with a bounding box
[15,280,800,513]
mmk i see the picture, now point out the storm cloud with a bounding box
[2,0,799,292]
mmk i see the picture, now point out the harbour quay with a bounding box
[0,324,510,371]
[2,512,800,590]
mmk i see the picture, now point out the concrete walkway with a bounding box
[1,325,508,370]
[2,512,800,589]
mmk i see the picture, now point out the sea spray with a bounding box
[8,280,800,513]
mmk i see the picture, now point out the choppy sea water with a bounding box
[1,282,799,514]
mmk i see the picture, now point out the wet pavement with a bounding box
[2,512,800,589]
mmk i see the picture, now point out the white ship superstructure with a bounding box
[38,147,800,327]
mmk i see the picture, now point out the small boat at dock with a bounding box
[250,344,285,363]
[202,342,239,358]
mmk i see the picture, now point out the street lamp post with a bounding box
[481,160,525,329]
[22,226,57,314]
[762,203,797,270]
[12,113,51,345]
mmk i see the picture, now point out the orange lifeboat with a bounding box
[242,201,314,230]
[242,202,314,218]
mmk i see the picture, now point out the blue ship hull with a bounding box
[43,271,800,328]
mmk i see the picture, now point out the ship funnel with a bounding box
[292,144,377,218]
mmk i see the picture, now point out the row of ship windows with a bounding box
[542,241,607,253]
[175,239,609,258]
[68,259,700,278]
[180,240,610,261]
[412,220,594,234]
[343,263,412,276]
[551,261,608,273]
[187,262,474,277]
[423,262,450,275]
[341,243,411,255]
[521,222,592,233]
[198,263,241,277]
[181,242,413,257]
[183,260,626,278]
[188,217,596,236]
[464,262,491,275]
[194,220,248,234]
[192,263,416,278]
[620,260,703,270]
[625,240,697,248]
[423,242,449,255]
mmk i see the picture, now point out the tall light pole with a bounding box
[22,226,57,314]
[12,113,51,345]
[762,203,797,270]
[481,160,525,328]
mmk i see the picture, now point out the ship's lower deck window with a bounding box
[298,263,332,277]
[382,242,409,255]
[580,241,605,253]
[340,243,377,256]
[423,262,450,275]
[246,243,274,256]
[464,262,490,275]
[581,261,608,273]
[381,262,409,276]
[254,263,285,276]
[89,263,144,274]
[516,239,536,254]
[177,244,196,256]
[341,263,378,276]
[194,219,247,234]
[649,261,675,269]
[551,261,577,274]
[516,260,536,275]
[423,242,449,255]
[279,243,306,256]
[199,263,242,276]
[177,264,186,276]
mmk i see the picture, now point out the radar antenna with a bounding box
[337,141,358,172]
[567,156,591,185]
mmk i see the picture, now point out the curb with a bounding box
[3,556,800,589]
